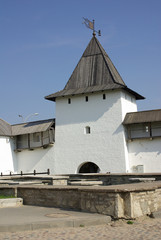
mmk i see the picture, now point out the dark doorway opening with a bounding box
[79,162,100,173]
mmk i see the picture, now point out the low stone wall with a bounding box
[1,182,161,219]
[18,187,81,210]
[130,189,161,218]
[0,198,23,208]
[0,188,17,197]
[67,173,161,185]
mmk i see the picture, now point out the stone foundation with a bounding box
[1,182,161,219]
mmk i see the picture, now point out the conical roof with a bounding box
[45,36,144,101]
[64,36,126,89]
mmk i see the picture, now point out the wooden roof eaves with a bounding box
[123,109,161,125]
[45,84,124,102]
[45,84,144,102]
[123,87,145,100]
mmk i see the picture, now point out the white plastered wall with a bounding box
[16,145,55,174]
[120,91,138,172]
[128,138,161,173]
[54,90,137,174]
[0,136,17,174]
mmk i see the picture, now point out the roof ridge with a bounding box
[0,118,11,125]
[94,37,116,85]
[0,118,12,136]
[94,36,126,86]
[11,118,55,126]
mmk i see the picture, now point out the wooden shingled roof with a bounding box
[0,119,12,136]
[123,109,161,125]
[0,119,55,137]
[45,35,144,101]
[12,119,55,136]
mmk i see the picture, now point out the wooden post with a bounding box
[48,130,50,143]
[16,136,18,150]
[149,123,152,138]
[21,171,23,176]
[41,132,43,147]
[47,168,50,175]
[34,170,36,175]
[127,125,131,140]
[28,134,30,149]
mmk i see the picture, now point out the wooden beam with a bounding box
[28,134,30,149]
[41,132,43,146]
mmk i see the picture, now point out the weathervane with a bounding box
[83,18,101,36]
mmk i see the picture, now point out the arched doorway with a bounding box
[78,162,100,173]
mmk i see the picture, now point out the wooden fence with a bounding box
[0,169,50,177]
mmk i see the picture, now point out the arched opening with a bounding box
[78,162,100,173]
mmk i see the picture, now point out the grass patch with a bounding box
[79,224,84,227]
[127,220,134,225]
[0,195,15,199]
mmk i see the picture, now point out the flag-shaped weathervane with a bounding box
[83,18,101,36]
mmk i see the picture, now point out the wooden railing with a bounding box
[0,169,50,177]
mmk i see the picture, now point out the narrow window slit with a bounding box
[85,126,90,134]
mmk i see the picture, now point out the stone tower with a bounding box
[45,35,144,173]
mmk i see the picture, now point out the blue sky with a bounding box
[1,0,161,124]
